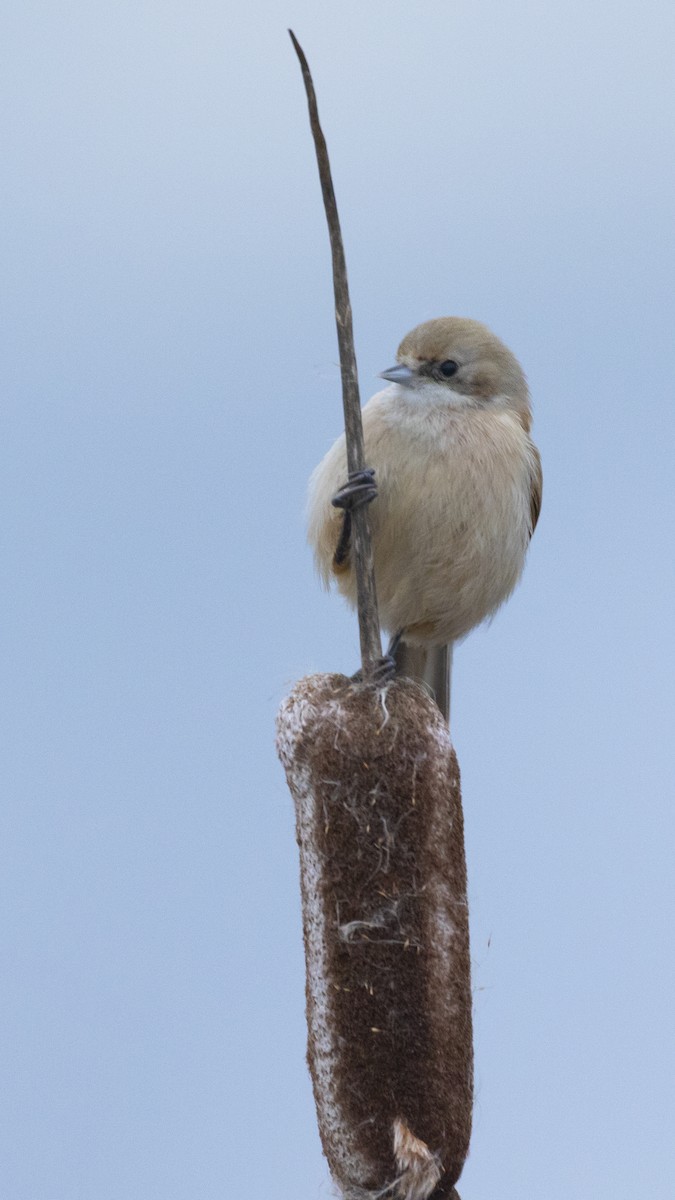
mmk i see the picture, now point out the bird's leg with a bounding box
[385,629,404,659]
[333,511,352,568]
[331,468,377,568]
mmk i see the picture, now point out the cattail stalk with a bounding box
[289,30,382,678]
[281,34,473,1200]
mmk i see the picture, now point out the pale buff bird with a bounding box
[307,317,542,718]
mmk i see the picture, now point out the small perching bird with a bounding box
[283,36,532,1199]
[307,316,542,716]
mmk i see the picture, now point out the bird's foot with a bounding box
[331,467,377,512]
[350,651,397,686]
[371,653,397,684]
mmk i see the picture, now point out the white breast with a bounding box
[307,385,536,645]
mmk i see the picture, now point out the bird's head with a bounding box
[380,316,531,429]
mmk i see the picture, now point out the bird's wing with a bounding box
[529,443,543,536]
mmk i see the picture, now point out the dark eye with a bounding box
[439,360,459,378]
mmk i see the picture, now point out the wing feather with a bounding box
[529,443,543,536]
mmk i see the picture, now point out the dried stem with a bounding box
[289,30,382,678]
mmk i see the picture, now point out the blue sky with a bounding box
[1,2,674,1197]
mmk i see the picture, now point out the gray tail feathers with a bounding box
[393,641,452,724]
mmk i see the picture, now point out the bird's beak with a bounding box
[379,364,415,387]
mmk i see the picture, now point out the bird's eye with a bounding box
[439,360,459,378]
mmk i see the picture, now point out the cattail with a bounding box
[277,672,472,1200]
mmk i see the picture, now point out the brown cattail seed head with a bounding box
[277,674,473,1199]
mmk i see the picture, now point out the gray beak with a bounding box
[379,364,415,386]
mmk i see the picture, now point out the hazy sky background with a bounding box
[2,2,674,1197]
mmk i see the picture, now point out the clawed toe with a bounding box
[350,653,397,686]
[331,467,377,512]
[371,653,396,684]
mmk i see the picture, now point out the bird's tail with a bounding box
[393,640,452,724]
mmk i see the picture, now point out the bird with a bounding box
[307,316,542,720]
